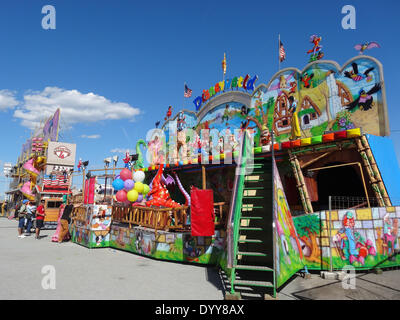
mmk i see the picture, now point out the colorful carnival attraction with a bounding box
[5,109,77,229]
[7,51,400,299]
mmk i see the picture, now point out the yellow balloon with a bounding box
[127,189,139,202]
[134,182,144,193]
[143,184,150,195]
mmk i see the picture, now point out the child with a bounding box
[35,199,46,239]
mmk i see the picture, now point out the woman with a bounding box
[51,197,71,242]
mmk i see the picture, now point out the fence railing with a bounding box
[330,196,382,210]
[112,205,190,233]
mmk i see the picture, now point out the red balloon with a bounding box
[116,189,128,202]
[120,168,133,181]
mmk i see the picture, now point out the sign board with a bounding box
[46,141,76,167]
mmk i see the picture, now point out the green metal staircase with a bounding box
[229,134,276,299]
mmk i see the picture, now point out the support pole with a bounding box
[328,196,333,272]
[288,150,313,214]
[202,165,206,190]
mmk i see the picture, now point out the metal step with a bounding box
[243,186,264,190]
[238,238,263,243]
[239,227,263,231]
[244,178,264,182]
[234,264,273,272]
[233,279,274,288]
[237,251,267,257]
[242,196,264,199]
[241,205,264,210]
[246,171,266,175]
[240,216,263,220]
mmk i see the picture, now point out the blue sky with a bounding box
[0,0,400,192]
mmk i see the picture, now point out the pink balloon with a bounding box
[120,168,133,181]
[116,189,128,202]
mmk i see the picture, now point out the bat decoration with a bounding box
[354,42,380,55]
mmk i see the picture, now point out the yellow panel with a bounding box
[157,234,166,243]
[301,138,312,146]
[356,208,372,220]
[321,237,330,246]
[326,211,338,221]
[346,128,361,138]
[386,206,396,213]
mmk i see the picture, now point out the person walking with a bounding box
[17,200,28,238]
[35,199,46,239]
[25,201,37,236]
[58,197,73,243]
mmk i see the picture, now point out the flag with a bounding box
[279,41,286,62]
[184,83,192,98]
[222,53,227,75]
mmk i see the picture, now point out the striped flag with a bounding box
[184,83,192,98]
[279,41,286,62]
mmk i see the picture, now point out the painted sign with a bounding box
[193,74,258,111]
[46,141,76,166]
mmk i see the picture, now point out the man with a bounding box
[58,197,73,243]
[17,200,28,238]
[25,201,36,236]
[35,199,46,240]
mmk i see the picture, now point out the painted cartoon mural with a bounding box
[273,161,304,287]
[71,205,112,248]
[109,224,226,265]
[293,207,400,270]
[251,56,388,143]
[149,56,388,167]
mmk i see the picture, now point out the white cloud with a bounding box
[0,90,19,110]
[110,148,134,154]
[81,134,101,139]
[13,87,141,129]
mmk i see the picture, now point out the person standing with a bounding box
[17,200,28,238]
[25,201,37,236]
[58,198,73,243]
[35,199,46,239]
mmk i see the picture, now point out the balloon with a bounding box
[116,190,127,202]
[133,170,145,183]
[112,178,125,191]
[127,189,139,202]
[142,184,150,195]
[136,194,143,203]
[124,179,135,191]
[134,181,144,193]
[120,168,132,181]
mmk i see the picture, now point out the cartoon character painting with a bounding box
[307,35,324,62]
[382,213,398,256]
[333,211,376,265]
